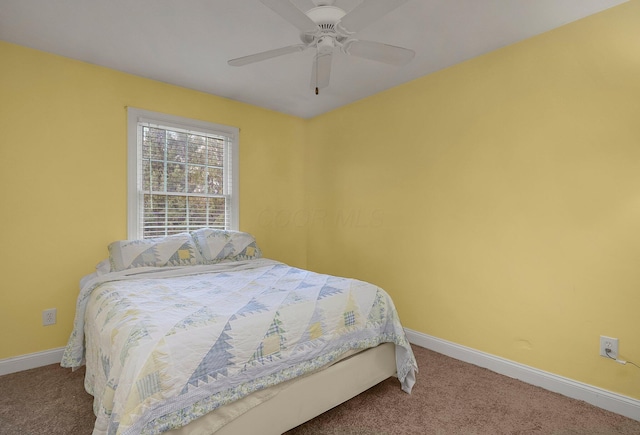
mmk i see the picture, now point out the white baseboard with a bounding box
[405,328,640,422]
[0,347,65,376]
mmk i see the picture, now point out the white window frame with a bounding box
[127,107,239,239]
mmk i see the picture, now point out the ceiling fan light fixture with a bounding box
[317,36,335,54]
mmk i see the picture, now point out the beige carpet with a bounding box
[1,345,638,434]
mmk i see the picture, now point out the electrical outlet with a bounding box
[600,335,618,359]
[42,308,57,326]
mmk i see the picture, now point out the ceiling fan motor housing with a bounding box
[306,5,345,29]
[301,5,347,47]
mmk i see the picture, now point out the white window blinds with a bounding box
[127,108,239,239]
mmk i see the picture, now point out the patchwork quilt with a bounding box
[62,259,417,435]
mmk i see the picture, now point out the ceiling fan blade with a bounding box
[228,44,306,67]
[260,0,318,34]
[338,0,407,34]
[311,52,332,91]
[345,40,414,66]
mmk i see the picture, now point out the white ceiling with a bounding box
[0,0,627,118]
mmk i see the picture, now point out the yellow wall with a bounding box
[305,1,640,399]
[0,41,308,360]
[2,0,639,403]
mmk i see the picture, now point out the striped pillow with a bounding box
[108,233,202,272]
[191,229,262,264]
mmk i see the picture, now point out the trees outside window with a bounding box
[127,109,238,239]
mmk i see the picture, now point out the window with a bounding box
[127,108,239,239]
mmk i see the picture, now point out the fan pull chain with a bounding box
[315,46,319,95]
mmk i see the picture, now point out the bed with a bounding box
[61,229,417,435]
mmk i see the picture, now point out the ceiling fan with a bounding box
[228,0,415,94]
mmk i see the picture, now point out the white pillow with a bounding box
[95,259,111,276]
